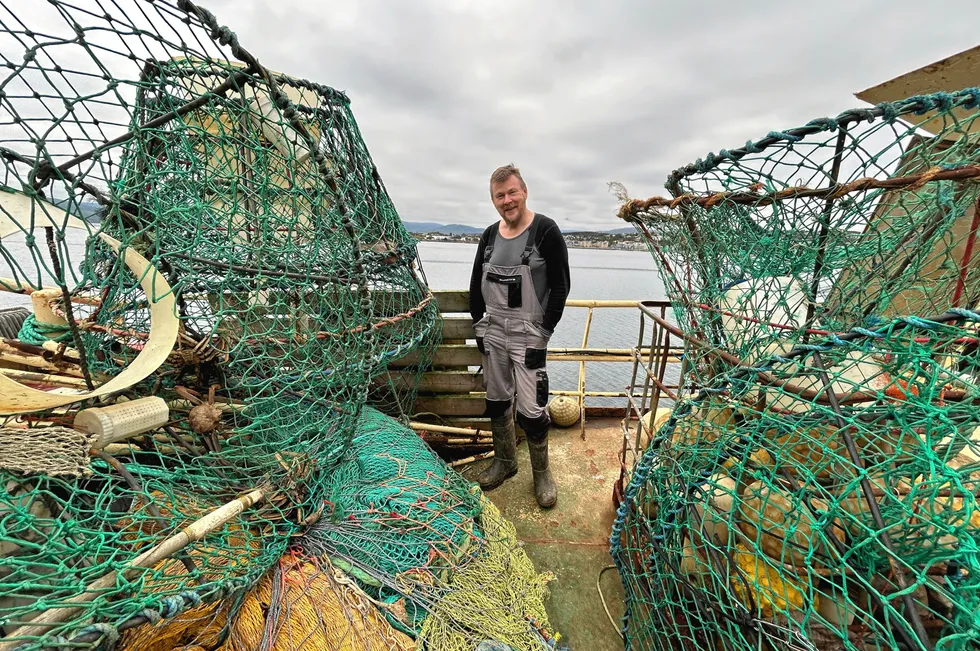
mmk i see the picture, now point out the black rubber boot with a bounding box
[528,436,557,508]
[477,411,518,491]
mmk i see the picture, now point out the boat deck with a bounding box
[463,417,628,651]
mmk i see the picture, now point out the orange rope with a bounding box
[619,164,980,218]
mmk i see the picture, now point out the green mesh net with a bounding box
[298,406,560,651]
[614,89,980,650]
[0,1,508,649]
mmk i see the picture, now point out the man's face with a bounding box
[490,175,528,226]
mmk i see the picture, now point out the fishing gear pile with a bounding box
[0,2,560,650]
[615,89,980,650]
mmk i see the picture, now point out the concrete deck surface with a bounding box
[462,417,628,651]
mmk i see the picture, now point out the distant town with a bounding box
[65,205,650,251]
[405,222,648,251]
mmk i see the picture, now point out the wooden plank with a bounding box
[390,344,483,368]
[388,370,483,393]
[433,290,469,313]
[855,45,980,138]
[442,315,475,340]
[414,394,486,417]
[440,417,491,429]
[411,398,628,420]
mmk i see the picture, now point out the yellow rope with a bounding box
[418,497,559,651]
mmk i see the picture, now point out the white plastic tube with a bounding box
[73,396,170,448]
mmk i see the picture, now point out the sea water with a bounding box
[0,230,674,406]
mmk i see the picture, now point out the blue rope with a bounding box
[805,116,839,132]
[77,623,118,650]
[876,101,899,122]
[897,315,939,330]
[743,139,763,154]
[138,607,162,625]
[852,327,883,339]
[766,130,803,143]
[951,307,980,322]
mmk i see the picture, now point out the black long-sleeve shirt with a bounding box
[468,214,570,332]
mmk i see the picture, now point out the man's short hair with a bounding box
[490,164,526,190]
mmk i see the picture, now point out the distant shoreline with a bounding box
[412,231,647,252]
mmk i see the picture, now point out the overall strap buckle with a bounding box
[484,223,499,263]
[520,213,541,266]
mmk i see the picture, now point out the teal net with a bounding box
[0,2,566,649]
[614,89,980,650]
[298,406,560,651]
[0,1,449,648]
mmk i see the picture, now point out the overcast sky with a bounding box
[107,3,980,230]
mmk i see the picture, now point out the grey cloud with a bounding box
[117,1,980,229]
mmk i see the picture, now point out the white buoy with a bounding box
[249,90,312,164]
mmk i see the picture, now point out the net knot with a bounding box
[854,107,877,123]
[694,153,717,173]
[160,595,187,618]
[211,577,248,601]
[743,139,763,154]
[179,590,203,609]
[851,327,883,339]
[766,130,802,144]
[875,101,900,122]
[901,93,940,116]
[958,87,980,109]
[898,315,938,330]
[213,25,238,49]
[77,623,119,650]
[804,116,839,132]
[933,91,956,112]
[139,606,162,625]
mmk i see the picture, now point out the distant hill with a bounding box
[403,221,636,235]
[403,222,484,235]
[569,226,636,234]
[53,198,103,222]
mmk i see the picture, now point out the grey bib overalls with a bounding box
[473,215,552,436]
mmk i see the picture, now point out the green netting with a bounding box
[0,1,455,649]
[300,405,485,620]
[614,89,980,650]
[298,406,561,651]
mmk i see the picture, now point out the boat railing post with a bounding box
[578,306,595,440]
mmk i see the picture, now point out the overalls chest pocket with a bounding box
[486,271,523,308]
